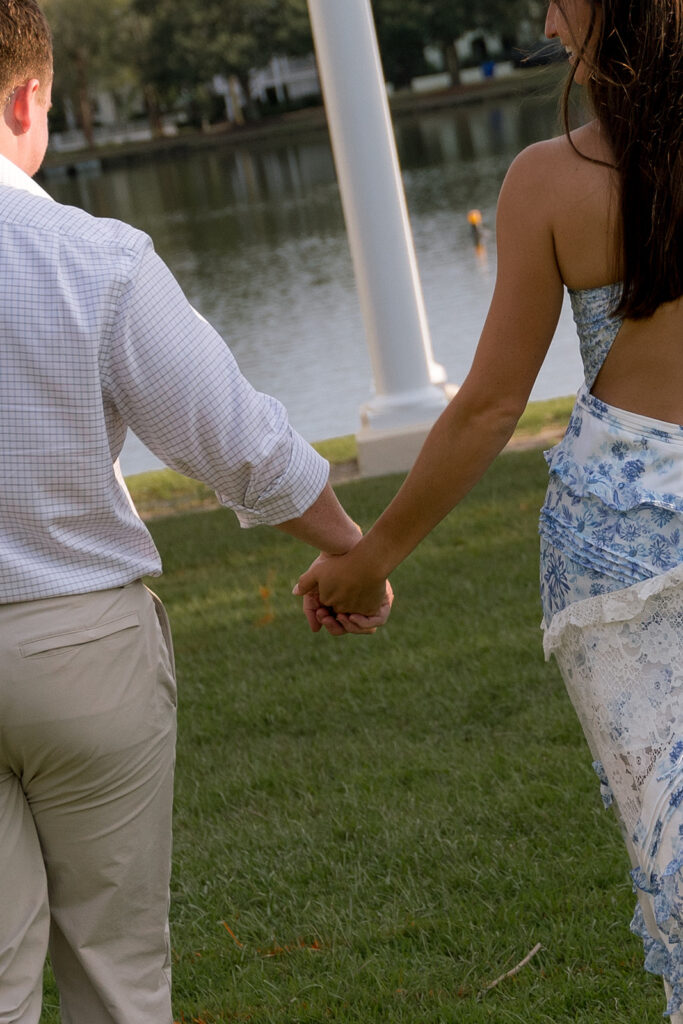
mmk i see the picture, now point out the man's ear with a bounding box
[6,79,40,135]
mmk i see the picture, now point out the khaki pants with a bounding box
[0,582,177,1024]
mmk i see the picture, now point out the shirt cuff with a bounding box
[218,430,330,528]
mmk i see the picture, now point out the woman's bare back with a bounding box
[548,120,683,423]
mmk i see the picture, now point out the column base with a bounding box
[356,383,458,477]
[355,420,432,477]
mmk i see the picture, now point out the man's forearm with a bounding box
[274,483,361,554]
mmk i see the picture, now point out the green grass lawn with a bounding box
[43,443,665,1023]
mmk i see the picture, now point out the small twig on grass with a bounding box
[478,942,543,998]
[221,921,243,948]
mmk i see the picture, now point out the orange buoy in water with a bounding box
[467,208,483,246]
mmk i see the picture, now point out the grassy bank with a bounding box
[41,423,663,1022]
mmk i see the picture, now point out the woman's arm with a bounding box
[295,143,566,616]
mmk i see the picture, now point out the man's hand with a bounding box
[294,550,393,635]
[300,581,394,635]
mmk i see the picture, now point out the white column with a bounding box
[307,0,450,434]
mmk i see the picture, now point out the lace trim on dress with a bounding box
[542,560,683,656]
[542,563,683,1015]
[630,740,683,1018]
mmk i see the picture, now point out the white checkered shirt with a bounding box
[0,154,329,603]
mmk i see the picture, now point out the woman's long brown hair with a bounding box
[560,0,683,319]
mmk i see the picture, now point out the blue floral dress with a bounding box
[539,285,683,1018]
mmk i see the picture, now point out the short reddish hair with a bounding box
[0,0,52,100]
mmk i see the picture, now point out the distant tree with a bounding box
[132,0,313,123]
[43,0,133,147]
[371,0,547,88]
[426,0,546,84]
[370,0,432,89]
[477,0,547,42]
[424,0,476,86]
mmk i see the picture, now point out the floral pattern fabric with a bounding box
[539,384,683,621]
[568,283,623,391]
[539,285,683,1017]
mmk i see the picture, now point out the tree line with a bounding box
[41,0,546,145]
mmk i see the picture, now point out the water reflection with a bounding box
[45,91,583,475]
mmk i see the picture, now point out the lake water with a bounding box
[44,89,583,476]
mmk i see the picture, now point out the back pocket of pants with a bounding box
[19,612,140,658]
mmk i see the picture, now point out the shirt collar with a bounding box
[0,152,52,200]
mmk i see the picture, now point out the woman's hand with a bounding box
[294,548,393,635]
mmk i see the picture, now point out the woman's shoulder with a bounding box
[501,122,616,230]
[504,122,611,196]
[504,123,620,289]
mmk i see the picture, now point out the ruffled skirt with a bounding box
[539,388,683,1017]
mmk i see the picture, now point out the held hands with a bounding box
[293,550,393,636]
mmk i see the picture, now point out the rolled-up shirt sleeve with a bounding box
[101,234,329,526]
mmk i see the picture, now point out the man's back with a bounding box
[0,171,164,601]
